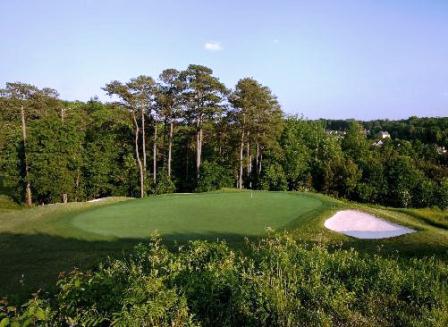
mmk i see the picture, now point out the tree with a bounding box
[180,65,227,179]
[354,154,387,203]
[27,114,83,203]
[279,117,313,190]
[196,161,233,192]
[126,76,156,182]
[0,83,59,206]
[260,162,288,191]
[156,69,184,178]
[385,155,421,207]
[104,76,155,198]
[341,121,368,162]
[83,99,136,199]
[230,78,283,189]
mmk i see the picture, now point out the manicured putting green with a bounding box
[70,192,324,239]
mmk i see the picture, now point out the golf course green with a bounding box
[70,192,323,239]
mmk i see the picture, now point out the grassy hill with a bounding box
[0,190,446,303]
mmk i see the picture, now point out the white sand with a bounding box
[324,210,415,239]
[87,197,109,203]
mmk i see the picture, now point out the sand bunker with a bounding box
[87,197,109,203]
[324,210,415,239]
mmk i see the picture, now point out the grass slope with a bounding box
[0,190,447,303]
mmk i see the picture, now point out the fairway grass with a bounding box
[70,192,324,239]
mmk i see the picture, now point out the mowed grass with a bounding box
[0,190,447,303]
[70,192,324,240]
[0,191,331,302]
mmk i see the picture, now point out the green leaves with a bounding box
[180,64,228,122]
[0,318,9,327]
[5,234,447,326]
[196,161,233,192]
[2,73,448,207]
[0,297,50,327]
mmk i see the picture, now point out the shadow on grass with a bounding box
[0,231,253,304]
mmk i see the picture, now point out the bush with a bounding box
[2,234,447,326]
[196,161,234,192]
[149,172,176,195]
[354,182,377,203]
[260,163,288,191]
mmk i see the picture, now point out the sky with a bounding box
[1,0,447,120]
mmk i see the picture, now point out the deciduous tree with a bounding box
[0,83,59,205]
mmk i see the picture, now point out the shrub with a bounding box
[2,234,447,326]
[260,163,288,191]
[149,172,176,195]
[196,161,234,192]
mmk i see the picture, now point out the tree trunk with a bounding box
[153,123,157,184]
[132,111,144,198]
[75,169,80,202]
[247,142,252,189]
[247,142,252,174]
[239,131,244,189]
[168,121,173,177]
[218,128,223,156]
[258,151,263,175]
[255,143,260,175]
[186,140,189,182]
[238,114,246,189]
[21,105,32,206]
[141,107,147,173]
[196,122,203,179]
[60,107,68,204]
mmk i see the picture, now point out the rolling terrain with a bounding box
[0,190,446,302]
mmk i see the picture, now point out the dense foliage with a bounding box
[1,67,447,208]
[281,119,448,208]
[323,117,448,147]
[1,234,447,326]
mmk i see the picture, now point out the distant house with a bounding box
[377,131,391,139]
[325,130,346,139]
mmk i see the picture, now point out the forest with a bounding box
[1,64,448,209]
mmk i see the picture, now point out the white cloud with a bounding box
[204,41,223,51]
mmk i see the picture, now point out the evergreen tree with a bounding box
[180,65,228,179]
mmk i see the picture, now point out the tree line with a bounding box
[1,64,447,208]
[322,117,448,147]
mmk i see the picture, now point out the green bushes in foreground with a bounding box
[1,234,447,326]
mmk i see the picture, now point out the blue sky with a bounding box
[1,0,447,119]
